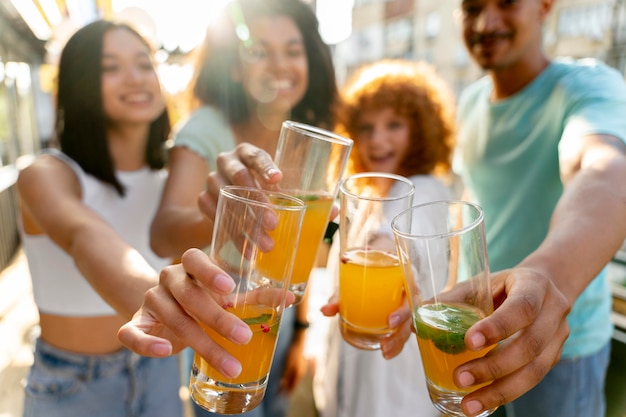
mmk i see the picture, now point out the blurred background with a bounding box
[1,0,626,416]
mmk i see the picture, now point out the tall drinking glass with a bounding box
[338,172,414,350]
[189,186,305,414]
[259,120,352,303]
[391,200,497,417]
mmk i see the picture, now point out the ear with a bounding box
[540,0,555,17]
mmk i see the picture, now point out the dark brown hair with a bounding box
[190,0,337,129]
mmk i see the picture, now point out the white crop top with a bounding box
[21,150,171,317]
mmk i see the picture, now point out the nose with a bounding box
[267,51,289,71]
[370,125,387,147]
[474,4,501,32]
[124,65,145,84]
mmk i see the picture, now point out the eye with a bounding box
[102,64,118,73]
[286,45,305,59]
[357,124,373,136]
[242,43,267,62]
[388,120,405,130]
[138,60,155,71]
[461,1,482,16]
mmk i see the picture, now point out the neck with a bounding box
[489,52,551,100]
[234,112,287,156]
[106,123,150,171]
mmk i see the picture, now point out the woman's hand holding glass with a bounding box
[117,248,253,380]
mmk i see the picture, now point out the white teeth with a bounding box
[269,79,293,90]
[124,92,150,103]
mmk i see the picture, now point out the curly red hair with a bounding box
[335,59,456,178]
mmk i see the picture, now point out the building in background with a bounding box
[332,0,622,93]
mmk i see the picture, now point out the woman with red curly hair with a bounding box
[312,59,457,417]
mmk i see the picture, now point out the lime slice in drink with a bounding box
[414,303,484,355]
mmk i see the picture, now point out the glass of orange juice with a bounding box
[189,186,305,414]
[391,200,498,417]
[337,172,415,350]
[259,121,352,303]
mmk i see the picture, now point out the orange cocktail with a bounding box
[257,194,333,295]
[338,248,405,348]
[414,302,494,393]
[192,304,279,385]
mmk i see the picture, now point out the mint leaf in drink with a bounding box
[242,313,273,325]
[414,303,483,355]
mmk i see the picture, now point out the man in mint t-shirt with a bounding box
[451,0,626,416]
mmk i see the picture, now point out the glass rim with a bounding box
[220,185,306,211]
[391,199,485,240]
[282,120,353,147]
[339,172,415,202]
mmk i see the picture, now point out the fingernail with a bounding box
[150,342,172,356]
[388,314,400,328]
[458,371,475,388]
[222,357,242,378]
[214,274,235,293]
[232,325,253,344]
[381,339,395,358]
[266,168,280,178]
[465,400,483,415]
[469,332,486,349]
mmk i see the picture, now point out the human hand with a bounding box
[198,143,283,221]
[279,328,309,393]
[320,294,413,360]
[454,267,571,417]
[118,248,254,379]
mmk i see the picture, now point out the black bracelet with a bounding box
[294,320,310,330]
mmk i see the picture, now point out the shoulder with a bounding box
[172,106,236,162]
[458,76,491,115]
[174,106,230,136]
[551,58,626,96]
[18,151,77,183]
[17,151,82,201]
[408,175,452,203]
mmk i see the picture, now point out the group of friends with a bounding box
[16,0,626,417]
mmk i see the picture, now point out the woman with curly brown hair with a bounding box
[312,59,458,417]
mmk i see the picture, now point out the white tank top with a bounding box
[21,150,171,317]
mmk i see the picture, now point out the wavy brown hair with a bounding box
[336,59,456,178]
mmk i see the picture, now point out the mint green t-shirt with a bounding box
[172,106,236,170]
[454,58,626,358]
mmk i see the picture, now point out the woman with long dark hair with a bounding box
[17,20,182,417]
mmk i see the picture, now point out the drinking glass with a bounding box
[337,172,414,350]
[391,200,497,417]
[189,186,305,414]
[260,120,352,303]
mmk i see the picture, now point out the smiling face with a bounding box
[354,107,411,174]
[100,28,165,127]
[235,14,309,115]
[460,0,552,72]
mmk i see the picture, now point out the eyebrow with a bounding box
[101,51,151,59]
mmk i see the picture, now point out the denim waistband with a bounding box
[34,338,141,382]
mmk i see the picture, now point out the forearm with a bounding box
[72,226,159,319]
[520,157,626,305]
[150,206,214,258]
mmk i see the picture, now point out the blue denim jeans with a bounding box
[23,338,183,417]
[189,306,296,417]
[494,341,611,417]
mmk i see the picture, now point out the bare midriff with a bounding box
[38,313,127,354]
